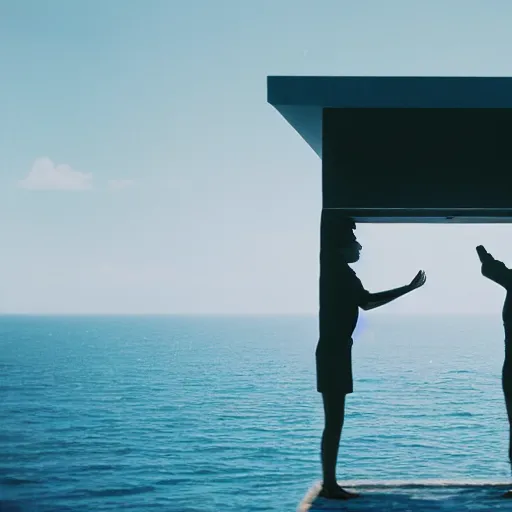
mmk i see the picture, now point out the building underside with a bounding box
[267,76,512,224]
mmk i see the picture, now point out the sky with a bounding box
[1,0,512,314]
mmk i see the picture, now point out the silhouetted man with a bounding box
[317,217,426,500]
[476,245,512,481]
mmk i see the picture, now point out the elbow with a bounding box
[360,300,373,311]
[360,293,374,310]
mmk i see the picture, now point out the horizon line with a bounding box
[0,312,500,317]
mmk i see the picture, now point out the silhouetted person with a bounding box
[476,245,512,482]
[317,220,426,500]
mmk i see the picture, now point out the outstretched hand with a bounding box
[408,270,426,291]
[476,245,492,263]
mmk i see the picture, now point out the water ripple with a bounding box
[0,315,510,511]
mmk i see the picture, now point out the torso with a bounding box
[503,292,512,365]
[481,259,512,365]
[317,255,369,351]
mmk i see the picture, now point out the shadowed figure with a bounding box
[316,216,426,500]
[476,245,512,483]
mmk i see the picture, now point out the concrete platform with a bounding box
[298,480,512,511]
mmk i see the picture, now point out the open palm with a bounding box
[409,270,426,290]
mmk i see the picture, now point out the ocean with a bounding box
[1,314,511,511]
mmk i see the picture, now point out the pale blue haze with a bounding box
[0,1,512,313]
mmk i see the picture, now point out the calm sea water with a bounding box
[1,314,511,511]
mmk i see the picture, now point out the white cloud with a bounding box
[18,157,92,190]
[107,179,135,190]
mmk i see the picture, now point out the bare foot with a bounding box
[319,484,360,500]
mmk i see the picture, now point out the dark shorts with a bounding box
[315,338,354,395]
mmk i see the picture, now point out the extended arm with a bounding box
[477,245,511,289]
[360,270,426,311]
[361,285,412,311]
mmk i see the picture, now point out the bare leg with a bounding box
[502,368,512,498]
[504,391,512,472]
[319,391,359,499]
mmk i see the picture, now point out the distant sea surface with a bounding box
[1,314,511,511]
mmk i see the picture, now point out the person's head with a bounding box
[338,238,362,263]
[320,214,361,263]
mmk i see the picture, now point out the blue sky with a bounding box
[1,0,512,314]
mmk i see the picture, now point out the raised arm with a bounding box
[476,245,511,289]
[360,271,426,311]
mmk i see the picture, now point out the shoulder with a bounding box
[343,265,367,292]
